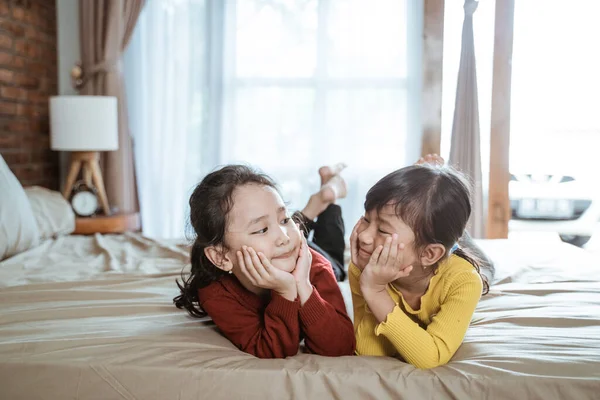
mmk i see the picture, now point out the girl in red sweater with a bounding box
[174,164,355,358]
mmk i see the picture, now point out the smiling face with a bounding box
[354,204,419,272]
[224,184,301,273]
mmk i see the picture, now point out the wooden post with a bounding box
[486,0,515,238]
[421,0,445,157]
[63,158,82,199]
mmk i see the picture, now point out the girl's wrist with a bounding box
[360,274,387,295]
[275,285,298,302]
[297,279,312,294]
[297,280,313,305]
[361,287,396,323]
[294,272,311,284]
[351,260,365,272]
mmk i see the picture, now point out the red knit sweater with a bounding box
[198,248,355,358]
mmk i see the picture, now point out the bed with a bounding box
[1,154,599,399]
[0,231,599,400]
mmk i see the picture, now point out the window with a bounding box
[217,0,422,234]
[126,0,422,238]
[441,0,600,248]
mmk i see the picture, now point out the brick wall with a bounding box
[0,0,58,189]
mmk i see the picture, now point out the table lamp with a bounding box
[50,95,118,216]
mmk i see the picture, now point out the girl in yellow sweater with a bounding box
[350,155,493,369]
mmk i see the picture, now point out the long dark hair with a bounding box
[174,165,278,317]
[365,164,490,294]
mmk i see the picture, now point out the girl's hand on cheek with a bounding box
[292,235,313,305]
[237,246,297,301]
[349,219,363,270]
[360,234,413,294]
[292,235,312,285]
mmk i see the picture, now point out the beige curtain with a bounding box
[449,0,484,238]
[78,0,145,213]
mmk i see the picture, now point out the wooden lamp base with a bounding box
[62,151,111,216]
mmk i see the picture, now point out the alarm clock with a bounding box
[70,181,99,217]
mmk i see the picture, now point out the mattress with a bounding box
[0,233,599,399]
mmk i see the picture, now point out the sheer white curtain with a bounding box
[124,0,206,238]
[126,0,422,239]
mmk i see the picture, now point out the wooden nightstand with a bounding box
[74,212,141,235]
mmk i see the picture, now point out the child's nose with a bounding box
[276,225,290,246]
[358,229,374,245]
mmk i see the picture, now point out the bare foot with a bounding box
[302,175,347,220]
[321,175,347,201]
[318,163,347,186]
[416,154,444,166]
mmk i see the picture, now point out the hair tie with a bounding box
[449,243,459,254]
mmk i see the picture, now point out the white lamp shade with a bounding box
[50,96,119,151]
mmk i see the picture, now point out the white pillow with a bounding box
[24,186,75,240]
[0,155,40,260]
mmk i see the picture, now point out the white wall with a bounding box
[56,0,79,96]
[55,0,80,185]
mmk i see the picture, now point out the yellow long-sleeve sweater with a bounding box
[350,255,482,369]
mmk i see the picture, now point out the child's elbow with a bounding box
[331,339,356,357]
[341,322,358,355]
[328,329,356,356]
[413,360,443,369]
[319,342,355,357]
[314,329,356,357]
[248,342,300,359]
[411,354,451,369]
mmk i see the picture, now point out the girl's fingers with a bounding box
[303,236,310,257]
[238,250,256,285]
[258,251,287,284]
[351,219,361,241]
[303,236,312,267]
[259,252,288,283]
[258,253,275,276]
[243,247,263,283]
[258,252,274,272]
[387,234,398,267]
[396,265,413,279]
[248,247,270,280]
[393,242,406,269]
[349,222,359,262]
[295,236,311,273]
[379,236,392,265]
[369,245,383,266]
[236,250,245,270]
[298,238,307,261]
[242,246,253,268]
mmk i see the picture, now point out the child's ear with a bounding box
[420,243,446,267]
[204,245,233,272]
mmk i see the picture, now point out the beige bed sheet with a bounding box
[0,233,599,399]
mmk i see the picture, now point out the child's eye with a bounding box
[378,229,391,235]
[281,217,291,225]
[362,216,370,224]
[251,227,268,235]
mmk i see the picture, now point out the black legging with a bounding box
[293,204,346,281]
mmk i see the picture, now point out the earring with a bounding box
[228,270,233,275]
